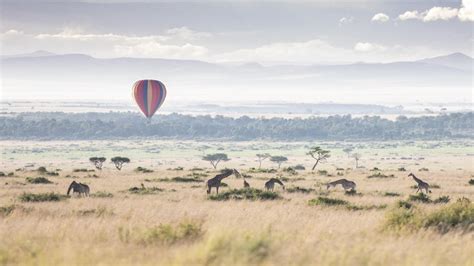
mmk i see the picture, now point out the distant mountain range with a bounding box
[1,51,472,103]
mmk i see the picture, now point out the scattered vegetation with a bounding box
[73,168,94,172]
[408,193,451,204]
[135,166,154,173]
[91,191,114,198]
[127,186,164,195]
[248,168,277,174]
[76,206,113,217]
[19,192,68,202]
[36,166,59,176]
[286,186,315,194]
[384,192,401,197]
[468,179,474,185]
[317,170,328,176]
[208,188,281,201]
[398,167,406,172]
[419,168,429,172]
[384,198,474,233]
[0,205,16,217]
[367,173,396,178]
[309,196,386,211]
[119,221,203,246]
[25,176,53,184]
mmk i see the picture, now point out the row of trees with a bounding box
[1,112,472,140]
[89,156,130,170]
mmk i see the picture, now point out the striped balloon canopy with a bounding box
[132,79,167,119]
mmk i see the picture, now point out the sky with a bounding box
[1,0,473,64]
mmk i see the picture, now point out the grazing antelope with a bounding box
[265,178,285,191]
[243,179,250,188]
[326,179,356,191]
[408,173,431,194]
[67,181,90,197]
[207,169,240,194]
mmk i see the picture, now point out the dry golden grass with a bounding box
[0,140,473,265]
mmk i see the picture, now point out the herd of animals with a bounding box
[65,168,433,197]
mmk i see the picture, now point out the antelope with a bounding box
[265,178,285,191]
[67,181,90,197]
[207,169,240,194]
[326,179,356,191]
[408,173,431,194]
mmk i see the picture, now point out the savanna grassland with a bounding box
[0,140,473,266]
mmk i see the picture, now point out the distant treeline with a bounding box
[0,112,472,141]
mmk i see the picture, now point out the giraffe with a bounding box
[265,178,285,191]
[67,181,90,197]
[408,173,431,194]
[207,169,240,194]
[326,179,356,191]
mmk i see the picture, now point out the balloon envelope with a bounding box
[132,80,167,118]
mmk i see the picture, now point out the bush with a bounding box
[398,167,406,172]
[433,195,450,204]
[370,167,381,171]
[468,179,474,185]
[0,205,16,217]
[119,221,203,246]
[209,188,281,201]
[172,177,203,183]
[293,164,306,170]
[0,172,5,177]
[397,200,413,209]
[384,192,401,197]
[128,186,164,195]
[308,197,348,206]
[367,173,395,178]
[73,168,94,172]
[344,190,362,196]
[419,168,429,172]
[286,186,315,194]
[317,170,328,176]
[19,192,68,202]
[91,191,114,198]
[135,167,154,173]
[408,193,431,203]
[248,168,277,174]
[25,177,52,184]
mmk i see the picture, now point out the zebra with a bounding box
[326,179,356,191]
[408,173,431,194]
[207,169,240,194]
[265,178,285,191]
[67,181,90,197]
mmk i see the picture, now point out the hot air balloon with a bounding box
[132,79,167,120]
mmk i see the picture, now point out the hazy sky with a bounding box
[1,0,472,64]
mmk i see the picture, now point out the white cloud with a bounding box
[339,16,354,25]
[371,13,390,22]
[398,0,473,22]
[423,7,458,21]
[398,11,422,21]
[353,42,387,52]
[165,27,212,40]
[114,42,208,58]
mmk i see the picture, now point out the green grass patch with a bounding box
[384,192,401,197]
[208,188,281,201]
[25,177,53,184]
[309,196,386,211]
[408,193,450,204]
[91,191,114,198]
[19,192,68,202]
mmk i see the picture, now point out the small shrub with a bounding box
[419,168,429,172]
[76,206,113,217]
[367,173,395,179]
[336,167,344,171]
[344,190,362,196]
[397,200,413,209]
[248,168,277,174]
[317,170,328,176]
[308,196,348,206]
[0,172,5,177]
[37,166,47,173]
[468,179,474,185]
[25,177,53,184]
[408,193,431,203]
[190,167,204,171]
[168,167,184,171]
[0,205,16,217]
[346,204,387,211]
[135,167,154,173]
[128,186,164,195]
[286,186,315,194]
[209,188,281,201]
[433,195,450,204]
[73,168,94,172]
[91,191,114,198]
[171,177,203,183]
[337,172,344,176]
[133,221,203,245]
[370,167,381,171]
[293,164,306,170]
[384,192,401,197]
[398,167,406,172]
[19,192,68,202]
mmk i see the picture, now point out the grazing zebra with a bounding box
[326,179,356,191]
[409,173,431,194]
[67,181,90,197]
[207,169,240,194]
[265,178,285,191]
[243,179,250,188]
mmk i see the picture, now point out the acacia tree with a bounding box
[89,157,106,170]
[111,157,130,170]
[256,153,271,168]
[352,153,362,168]
[343,147,353,158]
[202,153,229,169]
[270,156,288,169]
[307,146,331,171]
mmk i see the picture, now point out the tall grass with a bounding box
[208,188,281,201]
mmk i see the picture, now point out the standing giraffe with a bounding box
[408,173,431,194]
[265,178,285,191]
[207,169,240,194]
